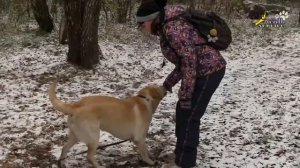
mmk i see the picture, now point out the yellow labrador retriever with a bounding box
[49,80,166,168]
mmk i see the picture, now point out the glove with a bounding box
[163,82,172,93]
[179,100,192,111]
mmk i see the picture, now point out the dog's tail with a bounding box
[49,79,74,115]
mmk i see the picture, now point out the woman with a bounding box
[136,0,226,167]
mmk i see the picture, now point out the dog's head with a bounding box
[137,85,167,103]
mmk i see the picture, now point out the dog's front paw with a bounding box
[144,158,155,165]
[147,151,154,158]
[57,160,66,168]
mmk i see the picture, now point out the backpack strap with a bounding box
[160,10,209,49]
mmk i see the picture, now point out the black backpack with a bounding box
[160,8,232,51]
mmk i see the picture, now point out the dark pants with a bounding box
[175,68,226,168]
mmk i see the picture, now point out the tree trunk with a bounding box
[59,13,68,45]
[64,0,102,69]
[101,0,109,22]
[299,11,300,24]
[31,0,54,33]
[26,0,31,17]
[188,0,196,9]
[116,0,131,23]
[243,1,289,15]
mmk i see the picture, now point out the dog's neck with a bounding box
[137,94,161,115]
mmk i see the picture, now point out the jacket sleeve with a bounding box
[163,66,182,92]
[163,20,198,102]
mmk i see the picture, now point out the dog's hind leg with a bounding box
[58,130,79,167]
[87,141,104,168]
[77,121,104,168]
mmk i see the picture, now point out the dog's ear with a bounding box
[137,88,147,97]
[48,77,58,83]
[148,87,164,100]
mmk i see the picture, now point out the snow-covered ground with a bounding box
[0,17,299,168]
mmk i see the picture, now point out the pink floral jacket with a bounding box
[160,5,226,105]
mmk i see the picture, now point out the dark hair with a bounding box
[151,0,167,35]
[151,15,163,35]
[136,0,167,21]
[154,0,167,9]
[136,0,167,35]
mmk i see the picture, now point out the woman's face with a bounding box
[140,20,153,34]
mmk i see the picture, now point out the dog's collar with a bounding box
[137,95,150,101]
